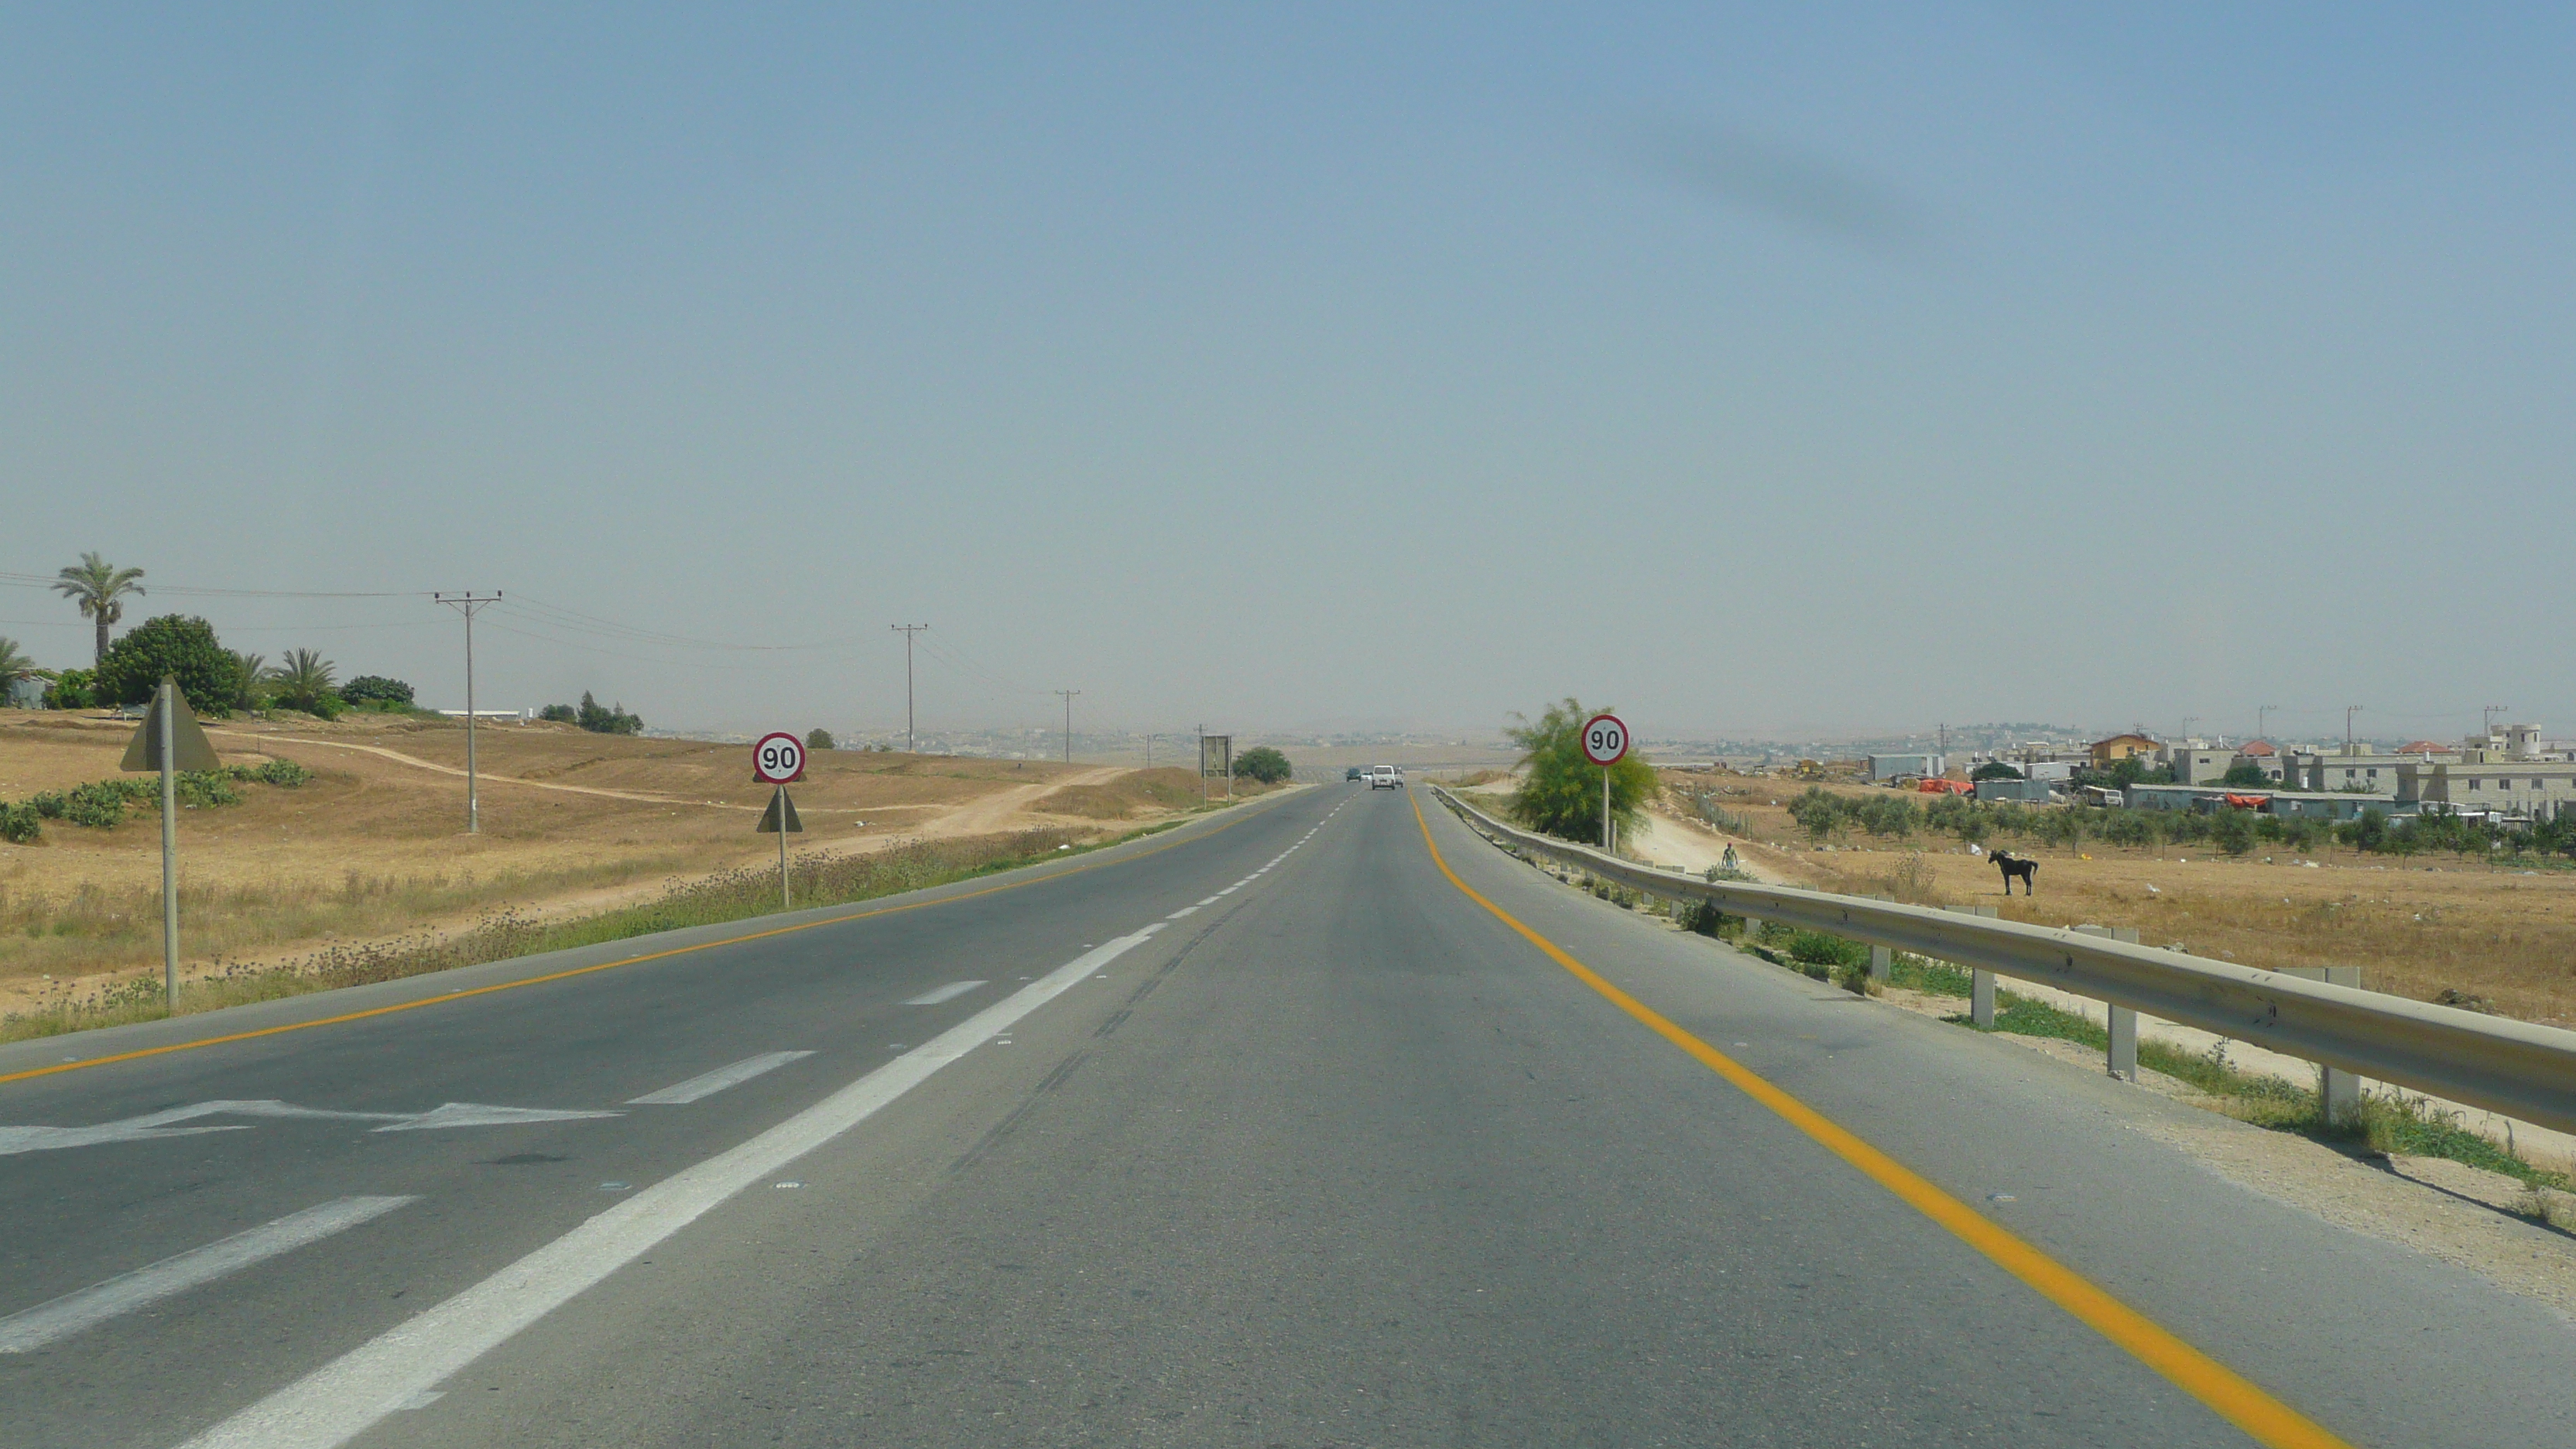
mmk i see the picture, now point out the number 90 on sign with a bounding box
[1581,713,1629,768]
[753,731,807,784]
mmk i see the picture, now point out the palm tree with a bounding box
[232,650,270,711]
[0,636,34,705]
[52,553,146,666]
[272,649,337,712]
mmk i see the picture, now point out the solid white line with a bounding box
[625,1052,815,1106]
[900,979,987,1007]
[173,929,1163,1449]
[0,1197,416,1354]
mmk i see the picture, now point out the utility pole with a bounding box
[433,592,502,834]
[2484,704,2510,742]
[2345,704,2363,753]
[2180,716,2198,746]
[1054,690,1080,763]
[891,625,929,754]
[2257,704,2278,742]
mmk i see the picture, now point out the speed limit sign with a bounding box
[1581,713,1629,767]
[752,731,807,784]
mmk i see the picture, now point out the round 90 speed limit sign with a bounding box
[752,731,807,784]
[1581,713,1629,767]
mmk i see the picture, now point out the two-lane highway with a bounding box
[5,782,2573,1447]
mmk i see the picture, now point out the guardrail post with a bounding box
[2283,965,2367,1122]
[2075,926,2139,1081]
[1944,904,1999,1026]
[1869,895,1893,982]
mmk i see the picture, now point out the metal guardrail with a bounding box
[1430,786,2576,1138]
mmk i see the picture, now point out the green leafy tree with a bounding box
[1971,761,2023,782]
[539,703,578,724]
[94,615,242,716]
[52,553,147,666]
[1505,698,1656,844]
[42,667,97,709]
[1231,745,1292,783]
[2210,806,2256,855]
[805,728,837,751]
[1786,786,1851,841]
[271,649,342,717]
[2219,762,2269,788]
[342,675,415,709]
[574,690,642,735]
[2338,807,2389,853]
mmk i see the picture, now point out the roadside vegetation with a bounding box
[0,760,313,844]
[1231,745,1293,783]
[1502,697,1656,844]
[1776,783,2576,867]
[1,824,1109,1045]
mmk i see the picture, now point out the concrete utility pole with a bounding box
[2485,704,2510,742]
[2180,716,2198,746]
[433,592,502,833]
[891,625,929,753]
[156,683,178,1007]
[2258,704,2278,742]
[2345,705,2363,753]
[1054,690,1081,763]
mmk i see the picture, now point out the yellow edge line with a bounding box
[1409,793,2354,1449]
[0,799,1282,1090]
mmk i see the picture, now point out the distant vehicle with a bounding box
[1345,766,1365,782]
[1368,765,1402,790]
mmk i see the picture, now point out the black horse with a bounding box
[1993,850,2037,896]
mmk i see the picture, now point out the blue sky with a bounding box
[5,5,2569,744]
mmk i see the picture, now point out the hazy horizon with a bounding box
[9,8,2571,744]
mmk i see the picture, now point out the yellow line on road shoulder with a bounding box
[1,799,1284,1090]
[1408,793,2353,1449]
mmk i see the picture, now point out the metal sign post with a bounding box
[119,675,220,1011]
[1581,712,1630,852]
[752,732,807,909]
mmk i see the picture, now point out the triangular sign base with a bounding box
[756,789,803,834]
[120,677,222,774]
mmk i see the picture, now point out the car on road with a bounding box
[1368,765,1402,790]
[1345,766,1365,782]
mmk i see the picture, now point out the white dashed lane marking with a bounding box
[0,1197,416,1354]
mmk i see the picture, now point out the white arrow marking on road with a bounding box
[0,1099,615,1154]
[0,1196,416,1353]
[902,980,986,1006]
[372,1103,622,1132]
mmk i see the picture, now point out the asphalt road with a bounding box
[3,783,2573,1447]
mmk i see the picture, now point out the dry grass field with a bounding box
[0,708,1242,1014]
[1653,771,2576,1028]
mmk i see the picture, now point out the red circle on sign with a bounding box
[752,731,807,784]
[1581,713,1629,767]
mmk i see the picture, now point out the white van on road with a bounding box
[1368,766,1403,790]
